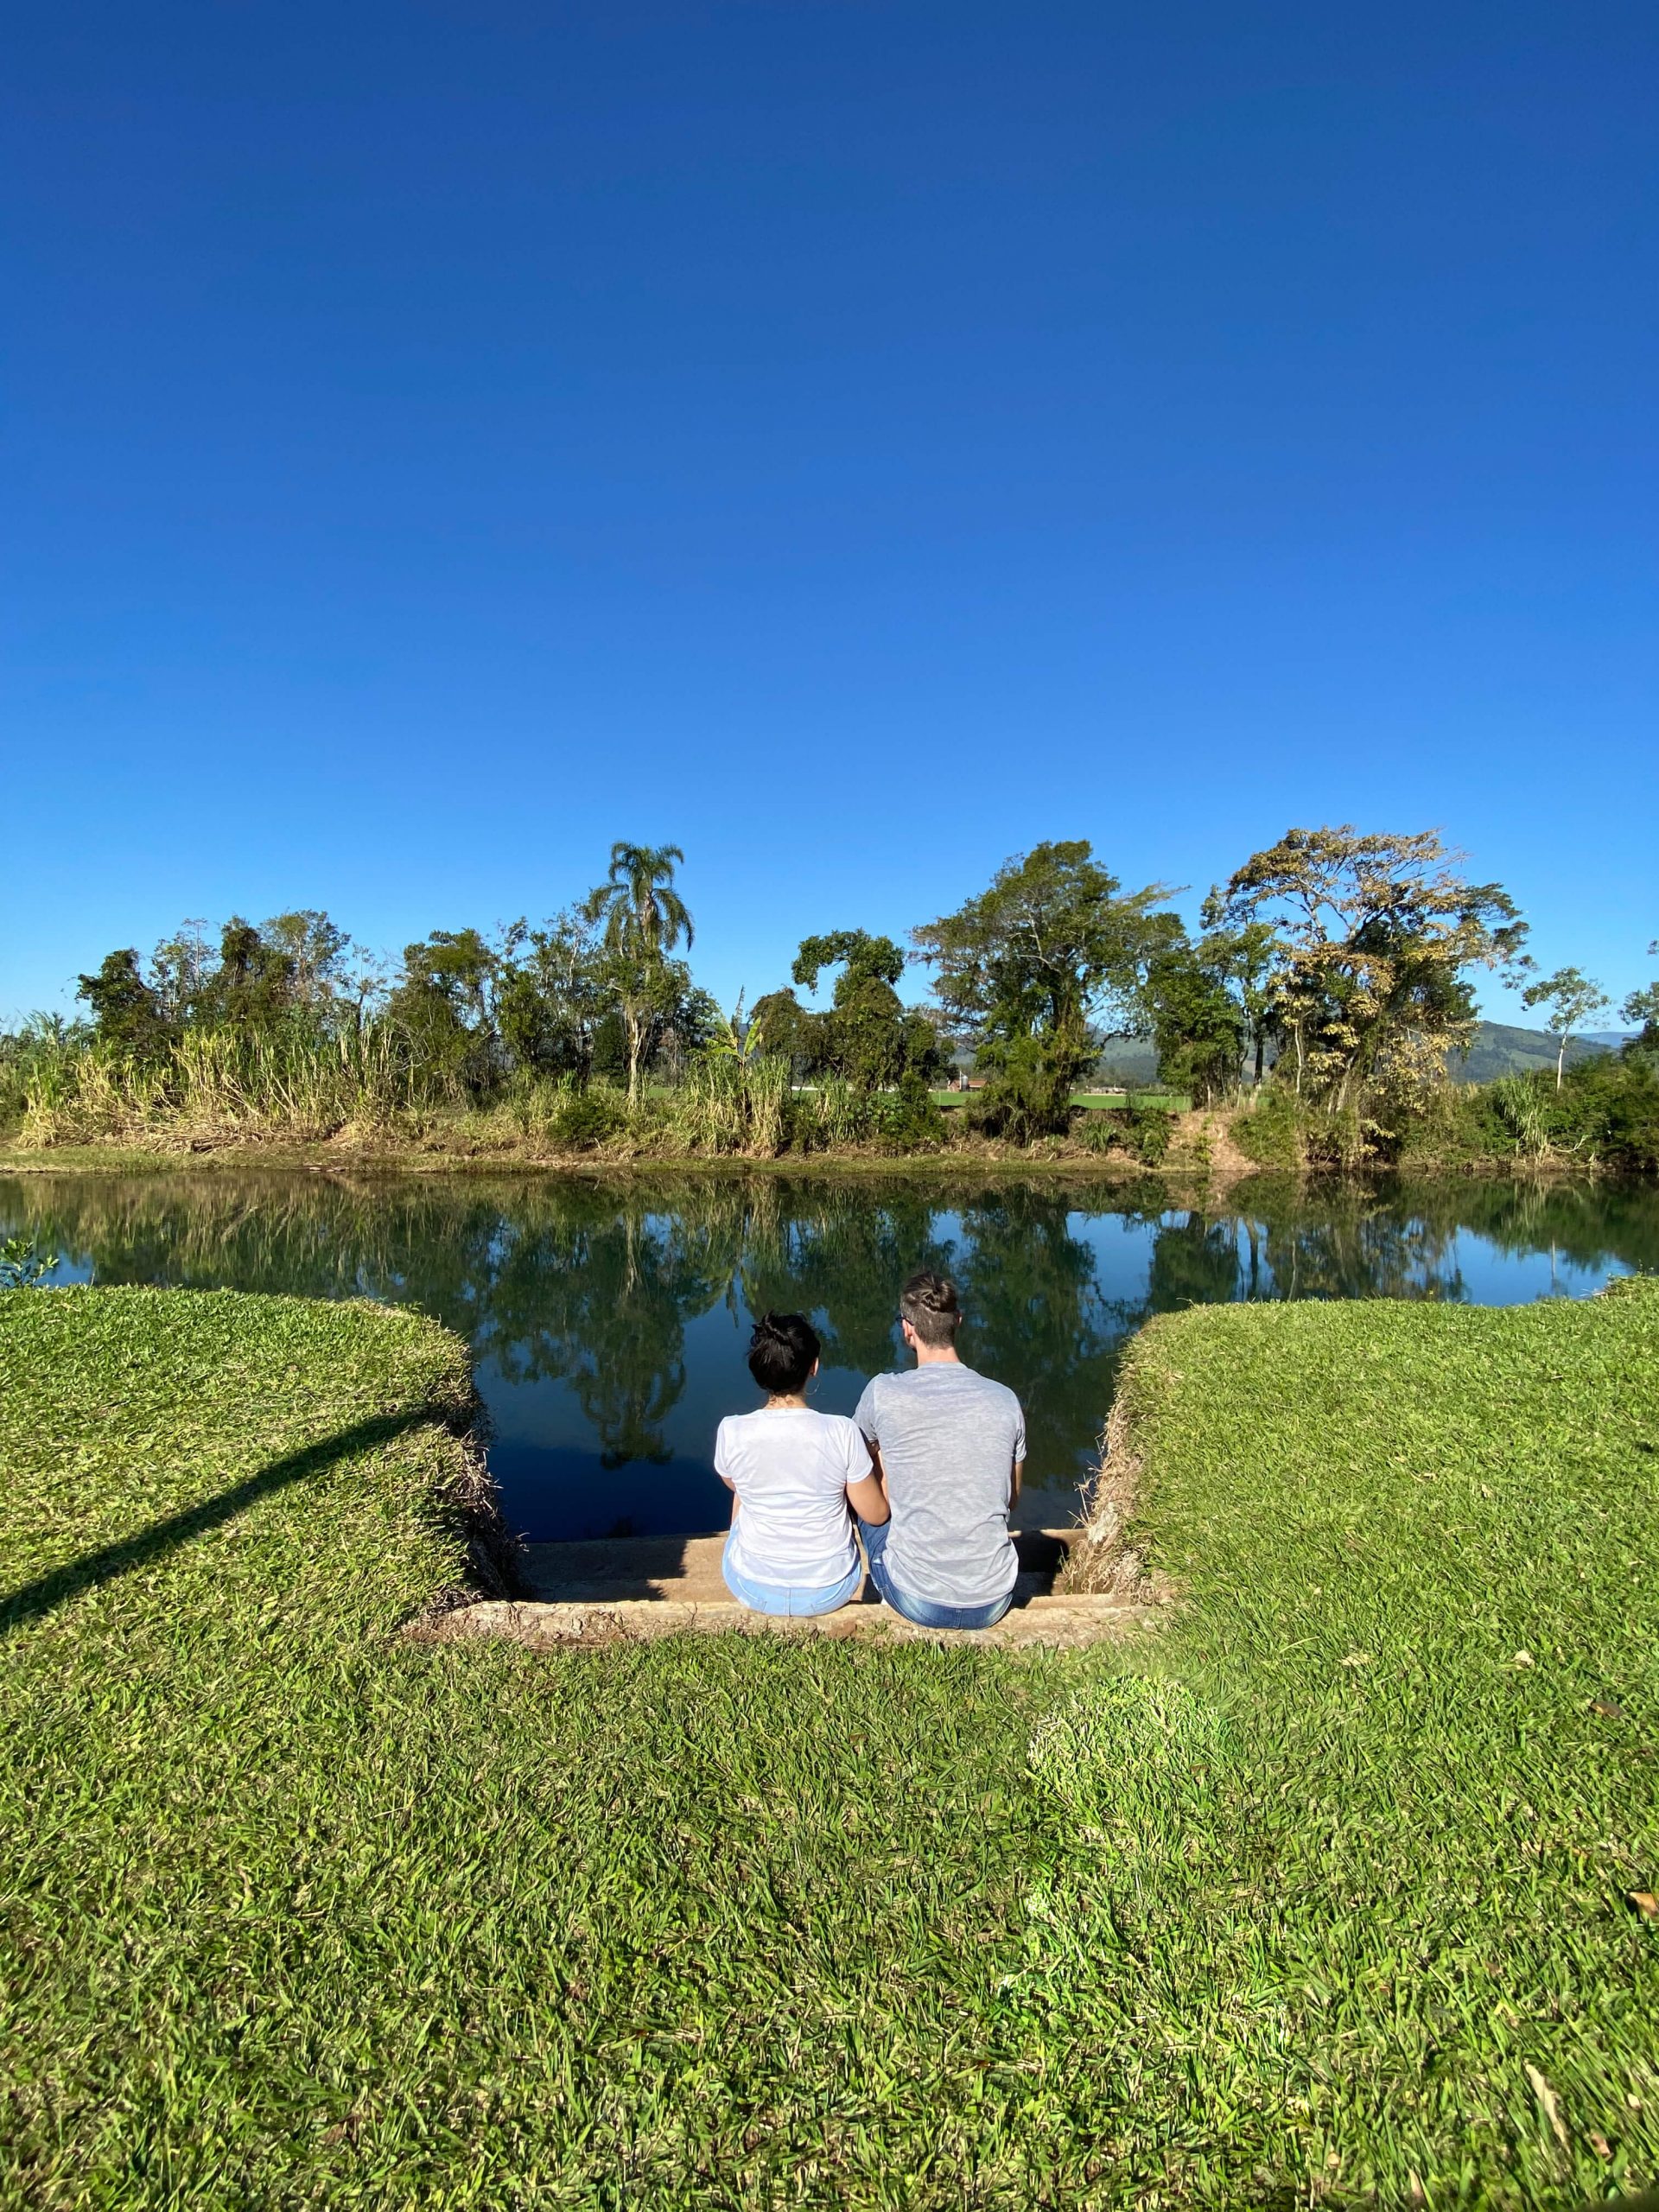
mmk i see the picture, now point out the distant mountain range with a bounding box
[1074,1021,1637,1090]
[1451,1022,1633,1084]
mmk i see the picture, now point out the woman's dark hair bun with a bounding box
[747,1310,819,1395]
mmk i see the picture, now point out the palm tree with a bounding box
[582,843,696,1103]
[584,842,695,962]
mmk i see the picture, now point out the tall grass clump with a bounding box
[1,1019,89,1132]
[668,1055,791,1157]
[19,1023,416,1148]
[798,1075,869,1151]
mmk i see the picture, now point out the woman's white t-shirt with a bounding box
[715,1408,868,1588]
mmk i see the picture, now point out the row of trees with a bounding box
[60,827,1656,1142]
[73,846,718,1108]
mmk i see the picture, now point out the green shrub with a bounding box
[1078,1102,1176,1164]
[546,1084,630,1152]
[1390,1083,1513,1169]
[1394,1054,1659,1173]
[868,1071,948,1154]
[1231,1084,1308,1170]
[963,1039,1078,1145]
[1560,1047,1659,1170]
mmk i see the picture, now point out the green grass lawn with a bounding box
[3,1281,1657,2208]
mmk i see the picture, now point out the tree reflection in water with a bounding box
[4,1169,1652,1536]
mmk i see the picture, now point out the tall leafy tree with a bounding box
[1210,827,1529,1111]
[194,918,299,1031]
[912,842,1172,1138]
[1521,966,1612,1090]
[746,988,823,1077]
[75,950,171,1058]
[1143,918,1288,1099]
[1142,933,1248,1103]
[582,842,696,1103]
[388,928,504,1096]
[1198,917,1286,1084]
[260,911,355,1011]
[789,930,942,1093]
[148,919,215,1026]
[496,909,612,1084]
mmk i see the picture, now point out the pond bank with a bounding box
[1,1123,1646,1184]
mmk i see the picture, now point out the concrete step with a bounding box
[520,1526,1081,1605]
[420,1526,1160,1649]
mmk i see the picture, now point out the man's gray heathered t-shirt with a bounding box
[853,1364,1025,1607]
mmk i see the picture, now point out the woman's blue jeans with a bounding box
[860,1519,1014,1631]
[721,1530,862,1617]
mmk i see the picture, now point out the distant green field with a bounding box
[930,1089,1190,1113]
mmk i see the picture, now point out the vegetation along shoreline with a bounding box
[8,826,1656,1178]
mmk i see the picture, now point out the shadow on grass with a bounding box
[1,1410,428,1637]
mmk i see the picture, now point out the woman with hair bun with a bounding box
[715,1310,888,1616]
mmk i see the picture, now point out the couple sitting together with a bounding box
[713,1270,1025,1631]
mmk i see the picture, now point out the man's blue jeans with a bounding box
[721,1531,862,1617]
[860,1519,1014,1631]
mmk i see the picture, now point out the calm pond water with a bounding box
[4,1171,1654,1541]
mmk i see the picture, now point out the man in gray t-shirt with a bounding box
[853,1269,1026,1629]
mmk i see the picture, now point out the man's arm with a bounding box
[1009,1459,1022,1510]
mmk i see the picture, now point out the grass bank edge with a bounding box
[0,1283,522,1633]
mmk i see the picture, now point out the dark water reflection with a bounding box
[3,1172,1652,1540]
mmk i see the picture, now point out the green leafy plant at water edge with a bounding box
[19,1024,414,1147]
[794,1073,870,1150]
[1391,1055,1659,1174]
[0,1234,57,1287]
[541,1078,632,1153]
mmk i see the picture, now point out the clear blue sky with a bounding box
[5,0,1655,1026]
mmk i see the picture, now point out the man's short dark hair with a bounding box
[899,1270,961,1348]
[747,1311,819,1395]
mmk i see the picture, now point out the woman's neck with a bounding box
[765,1392,809,1410]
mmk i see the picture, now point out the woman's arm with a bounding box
[848,1438,889,1526]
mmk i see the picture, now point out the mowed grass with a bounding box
[3,1281,1657,2208]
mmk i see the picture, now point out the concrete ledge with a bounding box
[417,1591,1161,1650]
